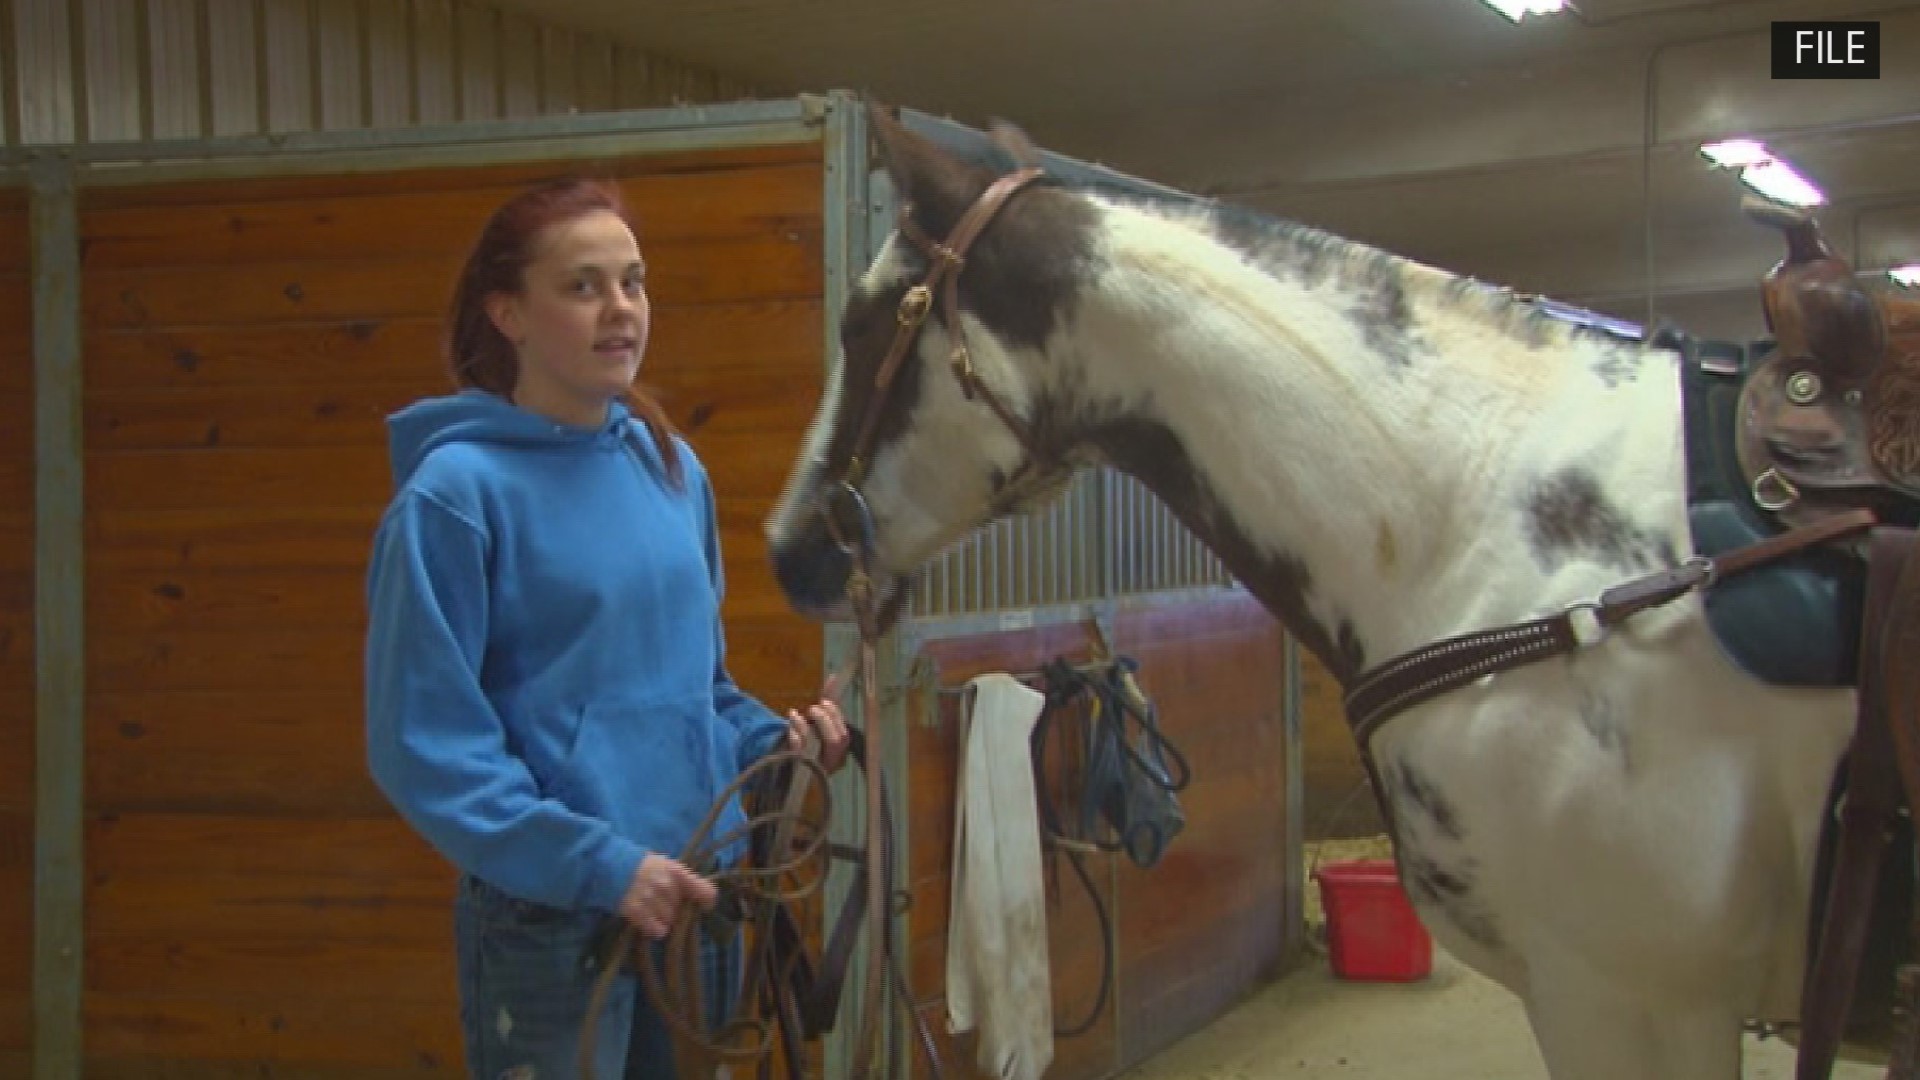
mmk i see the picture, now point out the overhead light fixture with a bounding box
[1739,159,1825,208]
[1482,0,1566,21]
[1700,139,1772,169]
[1892,265,1920,287]
[1699,138,1826,209]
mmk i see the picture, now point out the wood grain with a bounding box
[81,161,822,267]
[84,237,819,329]
[70,144,832,1078]
[83,301,821,391]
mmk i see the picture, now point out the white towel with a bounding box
[946,673,1054,1080]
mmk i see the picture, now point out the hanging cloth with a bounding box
[945,673,1054,1080]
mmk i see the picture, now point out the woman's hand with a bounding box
[786,697,850,773]
[618,854,715,939]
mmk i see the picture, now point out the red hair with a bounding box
[447,176,682,485]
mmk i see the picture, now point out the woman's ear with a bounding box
[484,291,522,347]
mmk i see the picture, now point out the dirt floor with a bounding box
[1116,836,1886,1080]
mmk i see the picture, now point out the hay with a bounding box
[1300,832,1395,951]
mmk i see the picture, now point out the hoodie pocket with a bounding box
[548,696,718,851]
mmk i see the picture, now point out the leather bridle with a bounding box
[817,164,1052,625]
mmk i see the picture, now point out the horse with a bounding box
[763,101,1896,1079]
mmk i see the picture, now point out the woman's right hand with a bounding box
[618,854,717,939]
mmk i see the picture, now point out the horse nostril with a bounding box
[772,533,853,614]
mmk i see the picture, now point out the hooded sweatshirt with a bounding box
[363,389,788,915]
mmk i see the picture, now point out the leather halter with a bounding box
[822,166,1050,565]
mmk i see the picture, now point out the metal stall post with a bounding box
[29,149,83,1080]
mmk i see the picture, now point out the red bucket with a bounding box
[1312,859,1433,982]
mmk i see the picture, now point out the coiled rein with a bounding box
[579,732,837,1080]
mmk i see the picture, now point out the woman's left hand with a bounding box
[786,698,850,774]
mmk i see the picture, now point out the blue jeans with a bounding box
[453,875,739,1080]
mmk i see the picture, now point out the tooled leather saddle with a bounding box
[1721,196,1920,1080]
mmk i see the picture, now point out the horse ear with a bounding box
[865,99,992,241]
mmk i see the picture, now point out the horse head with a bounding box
[765,102,1096,621]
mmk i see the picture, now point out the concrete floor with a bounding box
[1116,834,1885,1079]
[1117,944,1886,1079]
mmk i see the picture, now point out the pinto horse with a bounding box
[765,102,1883,1079]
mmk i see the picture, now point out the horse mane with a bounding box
[1074,183,1625,353]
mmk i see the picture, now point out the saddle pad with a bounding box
[1690,498,1863,686]
[1672,328,1866,687]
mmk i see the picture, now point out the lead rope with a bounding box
[579,737,836,1080]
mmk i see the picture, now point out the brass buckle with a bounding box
[897,284,932,326]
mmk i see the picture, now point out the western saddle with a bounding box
[1737,196,1920,1080]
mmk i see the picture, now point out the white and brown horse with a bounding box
[765,104,1871,1078]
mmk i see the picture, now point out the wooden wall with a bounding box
[901,590,1293,1080]
[0,185,34,1075]
[68,140,823,1076]
[1298,651,1383,841]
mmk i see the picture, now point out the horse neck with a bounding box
[1064,207,1689,683]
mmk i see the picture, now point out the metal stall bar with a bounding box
[30,151,83,1080]
[35,97,825,185]
[817,90,916,1080]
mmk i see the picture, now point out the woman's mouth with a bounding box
[594,336,637,359]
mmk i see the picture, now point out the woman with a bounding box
[364,177,849,1079]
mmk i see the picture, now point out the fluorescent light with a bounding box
[1698,139,1826,208]
[1740,159,1826,208]
[1892,265,1920,287]
[1482,0,1566,21]
[1700,139,1772,168]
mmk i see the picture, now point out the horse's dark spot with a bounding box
[1352,275,1415,368]
[1335,621,1366,674]
[687,403,716,431]
[152,582,183,600]
[1090,416,1363,684]
[1578,687,1626,757]
[1591,347,1643,389]
[1208,205,1346,289]
[283,282,304,303]
[118,721,145,739]
[820,115,1097,484]
[1393,761,1463,841]
[315,400,341,418]
[203,424,220,446]
[347,321,378,341]
[173,349,201,372]
[1400,848,1502,951]
[1523,468,1670,573]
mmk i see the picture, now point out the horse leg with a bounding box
[1523,948,1745,1080]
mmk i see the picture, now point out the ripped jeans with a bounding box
[454,874,740,1080]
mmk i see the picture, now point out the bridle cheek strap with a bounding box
[841,167,1049,490]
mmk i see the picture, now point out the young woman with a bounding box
[364,177,848,1079]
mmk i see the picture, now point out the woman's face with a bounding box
[488,209,651,427]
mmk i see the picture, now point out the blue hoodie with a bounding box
[363,389,789,915]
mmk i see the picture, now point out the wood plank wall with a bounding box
[0,185,34,1075]
[70,140,824,1076]
[902,590,1292,1080]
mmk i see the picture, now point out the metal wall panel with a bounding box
[2,0,760,147]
